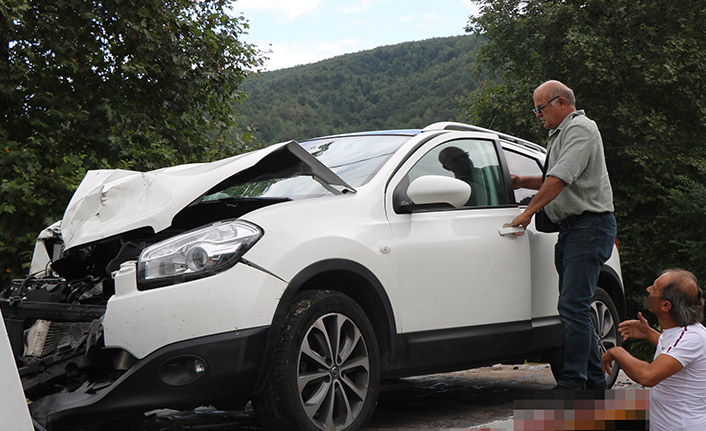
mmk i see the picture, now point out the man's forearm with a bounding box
[516,175,543,190]
[508,175,567,229]
[605,347,654,386]
[604,347,682,387]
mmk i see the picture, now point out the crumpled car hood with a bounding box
[61,141,354,251]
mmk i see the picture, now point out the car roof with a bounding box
[300,129,421,141]
[300,122,545,155]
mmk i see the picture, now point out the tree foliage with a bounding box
[461,0,706,325]
[0,0,263,284]
[237,36,484,144]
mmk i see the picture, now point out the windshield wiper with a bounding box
[202,196,292,204]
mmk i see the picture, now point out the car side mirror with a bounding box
[402,175,471,212]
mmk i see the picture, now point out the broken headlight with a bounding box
[137,220,262,289]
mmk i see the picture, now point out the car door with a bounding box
[502,145,561,319]
[385,133,532,336]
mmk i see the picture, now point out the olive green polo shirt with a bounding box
[544,110,614,222]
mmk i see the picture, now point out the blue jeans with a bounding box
[554,212,616,388]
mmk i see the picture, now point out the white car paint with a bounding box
[104,260,287,359]
[29,221,62,276]
[526,226,561,318]
[47,126,622,366]
[60,142,291,251]
[0,309,34,431]
[388,206,532,331]
[407,175,471,208]
[383,132,533,332]
[98,128,570,355]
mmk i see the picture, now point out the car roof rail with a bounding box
[422,122,545,153]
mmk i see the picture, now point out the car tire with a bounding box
[253,290,380,431]
[591,287,621,388]
[550,286,621,388]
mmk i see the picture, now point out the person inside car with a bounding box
[438,146,485,206]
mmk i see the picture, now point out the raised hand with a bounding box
[618,312,651,341]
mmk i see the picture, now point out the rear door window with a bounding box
[503,149,543,205]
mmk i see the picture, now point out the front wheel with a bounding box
[254,290,380,431]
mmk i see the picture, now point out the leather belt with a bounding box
[557,211,610,231]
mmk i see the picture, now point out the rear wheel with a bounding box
[591,287,621,388]
[550,286,621,388]
[254,290,380,431]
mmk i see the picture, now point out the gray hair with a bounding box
[661,269,704,326]
[535,80,576,107]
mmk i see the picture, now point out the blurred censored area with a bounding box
[513,389,649,431]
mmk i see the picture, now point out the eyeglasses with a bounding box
[532,96,560,115]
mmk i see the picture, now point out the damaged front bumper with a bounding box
[4,199,287,428]
[30,325,269,428]
[4,259,285,428]
[0,297,106,395]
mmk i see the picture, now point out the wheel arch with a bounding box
[598,264,626,321]
[253,259,398,394]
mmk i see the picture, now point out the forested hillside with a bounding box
[236,35,483,144]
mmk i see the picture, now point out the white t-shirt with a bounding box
[649,323,706,431]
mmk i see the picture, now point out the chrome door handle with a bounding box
[498,225,525,236]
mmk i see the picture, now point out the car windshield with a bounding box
[201,134,411,201]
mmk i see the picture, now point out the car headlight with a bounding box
[137,220,262,289]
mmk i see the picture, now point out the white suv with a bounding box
[2,122,624,430]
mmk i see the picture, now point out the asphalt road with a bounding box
[142,364,646,431]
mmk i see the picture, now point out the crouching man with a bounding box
[601,269,706,431]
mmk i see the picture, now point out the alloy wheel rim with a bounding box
[591,300,618,374]
[297,312,370,430]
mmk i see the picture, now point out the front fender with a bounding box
[254,259,399,393]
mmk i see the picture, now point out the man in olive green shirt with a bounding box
[510,80,617,389]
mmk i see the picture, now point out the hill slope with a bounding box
[236,35,483,144]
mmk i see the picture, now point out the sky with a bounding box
[231,0,480,71]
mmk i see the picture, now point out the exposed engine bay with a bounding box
[1,228,176,398]
[0,196,282,399]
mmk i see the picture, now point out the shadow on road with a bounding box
[141,364,644,430]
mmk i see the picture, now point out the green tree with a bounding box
[461,0,706,331]
[0,0,263,285]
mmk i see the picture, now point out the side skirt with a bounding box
[387,317,563,377]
